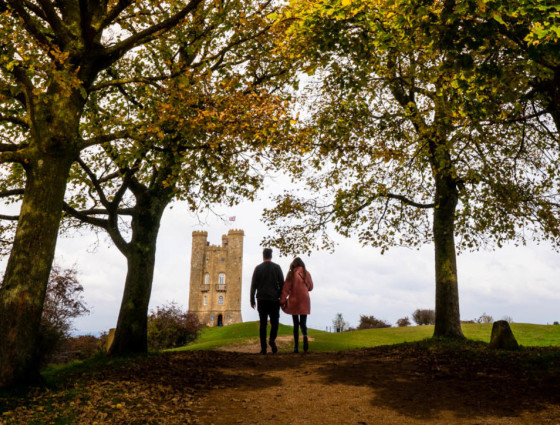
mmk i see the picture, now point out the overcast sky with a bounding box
[15,176,556,336]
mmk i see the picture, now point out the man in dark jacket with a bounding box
[250,248,284,354]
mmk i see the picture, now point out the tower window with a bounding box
[203,295,207,306]
[218,273,226,285]
[218,296,224,305]
[204,273,210,285]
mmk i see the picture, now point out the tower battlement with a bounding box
[192,230,208,237]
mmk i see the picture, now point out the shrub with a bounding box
[476,313,494,324]
[2,264,92,365]
[358,315,391,329]
[396,317,411,327]
[501,316,514,323]
[147,302,203,350]
[50,335,104,364]
[332,313,348,332]
[411,309,435,325]
[553,321,559,326]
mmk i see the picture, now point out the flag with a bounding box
[229,216,236,222]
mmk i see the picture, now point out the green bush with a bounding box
[396,317,411,327]
[148,303,203,350]
[412,309,435,325]
[358,315,391,329]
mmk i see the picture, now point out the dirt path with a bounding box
[2,342,560,424]
[191,343,560,425]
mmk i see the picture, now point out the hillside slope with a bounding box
[175,321,560,352]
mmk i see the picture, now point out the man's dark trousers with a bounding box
[257,299,280,352]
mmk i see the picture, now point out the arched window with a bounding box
[218,273,226,285]
[204,273,210,285]
[203,295,207,306]
[218,296,224,305]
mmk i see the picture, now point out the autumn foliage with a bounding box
[1,264,90,366]
[147,303,203,351]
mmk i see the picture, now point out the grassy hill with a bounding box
[174,321,560,352]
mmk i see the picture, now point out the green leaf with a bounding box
[491,12,505,25]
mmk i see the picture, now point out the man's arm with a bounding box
[250,267,258,309]
[276,265,285,293]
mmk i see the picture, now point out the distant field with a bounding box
[174,321,560,352]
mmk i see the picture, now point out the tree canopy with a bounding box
[263,0,560,338]
[0,0,214,388]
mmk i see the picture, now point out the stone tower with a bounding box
[188,230,244,326]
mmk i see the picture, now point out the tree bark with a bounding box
[0,154,74,387]
[432,174,465,339]
[108,195,168,356]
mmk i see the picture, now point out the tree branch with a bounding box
[62,202,108,228]
[21,0,47,20]
[76,156,112,208]
[101,0,203,64]
[96,0,133,35]
[385,193,436,209]
[88,75,168,92]
[6,1,54,49]
[80,130,130,149]
[0,188,24,198]
[0,114,29,128]
[0,150,26,163]
[36,0,70,46]
[0,142,28,152]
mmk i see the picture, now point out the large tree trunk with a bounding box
[432,175,464,339]
[108,196,167,356]
[0,154,74,387]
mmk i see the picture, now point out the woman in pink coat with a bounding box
[280,257,313,353]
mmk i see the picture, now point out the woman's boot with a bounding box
[303,336,309,353]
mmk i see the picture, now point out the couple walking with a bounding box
[250,248,313,354]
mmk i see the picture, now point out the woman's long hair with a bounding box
[286,257,306,283]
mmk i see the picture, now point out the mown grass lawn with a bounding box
[174,321,560,352]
